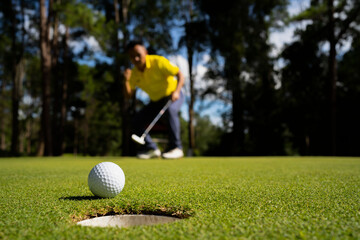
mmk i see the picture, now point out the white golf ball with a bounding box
[88,162,125,198]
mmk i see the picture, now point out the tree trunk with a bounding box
[0,73,5,151]
[327,0,337,156]
[10,0,27,156]
[185,0,195,156]
[9,0,19,155]
[59,26,70,154]
[36,129,45,156]
[52,1,61,155]
[231,74,244,155]
[186,38,195,156]
[13,59,26,154]
[26,119,32,154]
[232,89,243,155]
[121,0,133,156]
[115,0,132,156]
[40,0,53,156]
[74,117,78,155]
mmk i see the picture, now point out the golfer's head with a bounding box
[126,40,147,71]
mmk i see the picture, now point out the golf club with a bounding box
[131,99,172,145]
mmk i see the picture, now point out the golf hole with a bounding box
[77,214,180,228]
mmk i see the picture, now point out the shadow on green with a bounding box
[59,196,103,201]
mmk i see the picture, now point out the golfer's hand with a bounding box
[171,90,180,102]
[124,68,132,81]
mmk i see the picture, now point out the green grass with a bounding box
[0,157,359,239]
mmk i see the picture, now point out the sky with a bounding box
[269,0,311,57]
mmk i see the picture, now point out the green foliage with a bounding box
[280,0,360,156]
[180,114,224,156]
[336,36,360,155]
[128,0,178,54]
[290,3,327,22]
[57,1,105,31]
[199,0,289,155]
[86,101,122,156]
[0,157,359,239]
[56,0,111,51]
[193,115,223,155]
[67,63,122,156]
[25,56,42,98]
[280,26,328,155]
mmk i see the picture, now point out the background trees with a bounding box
[198,0,288,155]
[281,0,360,155]
[0,0,359,157]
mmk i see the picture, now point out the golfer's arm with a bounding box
[175,70,185,93]
[124,80,134,99]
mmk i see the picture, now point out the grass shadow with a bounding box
[59,196,103,201]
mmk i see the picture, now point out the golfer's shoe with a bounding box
[136,149,161,159]
[162,148,184,159]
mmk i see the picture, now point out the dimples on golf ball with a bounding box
[88,162,125,198]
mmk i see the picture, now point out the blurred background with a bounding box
[1,0,359,157]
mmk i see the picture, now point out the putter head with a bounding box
[131,134,145,145]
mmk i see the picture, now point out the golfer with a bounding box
[124,40,185,159]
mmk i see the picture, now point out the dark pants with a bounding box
[133,91,184,151]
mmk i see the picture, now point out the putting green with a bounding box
[0,156,359,239]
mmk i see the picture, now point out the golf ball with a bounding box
[88,162,125,198]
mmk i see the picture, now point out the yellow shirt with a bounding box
[129,55,179,101]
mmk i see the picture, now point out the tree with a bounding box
[280,26,328,155]
[113,0,132,156]
[21,55,43,155]
[59,26,70,155]
[337,34,360,155]
[0,0,27,155]
[199,0,288,155]
[51,0,61,155]
[183,0,195,156]
[178,0,209,156]
[49,0,110,155]
[180,113,224,156]
[39,0,54,156]
[292,0,360,155]
[0,34,11,153]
